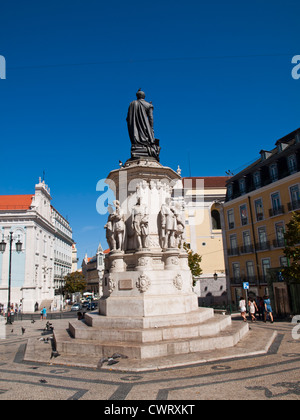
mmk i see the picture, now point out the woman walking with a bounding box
[239,297,247,322]
[248,298,258,322]
[263,296,274,323]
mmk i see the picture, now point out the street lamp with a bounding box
[0,232,23,324]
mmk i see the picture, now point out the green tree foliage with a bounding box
[64,271,87,294]
[183,243,203,286]
[283,211,300,283]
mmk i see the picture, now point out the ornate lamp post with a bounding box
[0,232,23,323]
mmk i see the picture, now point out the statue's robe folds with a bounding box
[126,99,160,160]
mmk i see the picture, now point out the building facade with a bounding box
[81,243,106,297]
[52,206,73,295]
[182,177,230,305]
[223,128,300,305]
[0,179,74,312]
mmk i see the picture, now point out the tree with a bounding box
[283,211,300,283]
[183,243,203,286]
[64,271,87,294]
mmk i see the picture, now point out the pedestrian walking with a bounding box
[248,298,258,322]
[263,295,274,323]
[40,307,47,320]
[239,297,247,322]
[257,297,264,320]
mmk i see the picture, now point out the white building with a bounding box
[52,207,73,292]
[81,243,106,297]
[0,178,74,312]
[71,243,79,272]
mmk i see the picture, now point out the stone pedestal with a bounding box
[54,159,248,363]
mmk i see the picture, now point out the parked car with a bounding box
[71,303,82,311]
[86,302,98,311]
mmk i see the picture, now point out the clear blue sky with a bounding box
[0,0,300,264]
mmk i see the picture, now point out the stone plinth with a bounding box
[54,159,249,363]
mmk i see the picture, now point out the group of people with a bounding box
[0,303,22,316]
[239,295,274,323]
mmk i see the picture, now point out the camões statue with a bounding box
[126,89,160,161]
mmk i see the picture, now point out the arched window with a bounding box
[211,209,221,230]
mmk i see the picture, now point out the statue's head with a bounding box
[136,88,146,99]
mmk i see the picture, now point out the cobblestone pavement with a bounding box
[0,317,299,401]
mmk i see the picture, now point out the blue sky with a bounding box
[0,0,300,264]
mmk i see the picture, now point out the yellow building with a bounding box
[223,128,300,304]
[182,177,229,305]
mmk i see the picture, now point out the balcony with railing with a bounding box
[288,199,300,211]
[228,247,240,257]
[240,244,254,254]
[256,240,271,251]
[230,276,259,285]
[269,205,285,217]
[273,238,286,248]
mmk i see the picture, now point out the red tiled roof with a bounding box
[182,177,230,189]
[0,194,33,210]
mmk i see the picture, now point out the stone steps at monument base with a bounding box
[84,307,214,329]
[68,314,232,343]
[54,322,249,360]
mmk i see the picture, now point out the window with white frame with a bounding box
[287,154,297,174]
[239,178,246,195]
[262,258,271,280]
[253,171,261,189]
[246,261,255,280]
[232,262,240,280]
[290,184,300,210]
[269,163,278,182]
[227,209,235,229]
[240,204,248,226]
[254,198,264,221]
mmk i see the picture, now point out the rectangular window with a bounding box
[232,263,240,280]
[229,234,238,255]
[258,226,268,250]
[269,164,278,182]
[246,261,255,281]
[254,198,264,221]
[280,256,288,267]
[240,204,248,226]
[270,192,283,216]
[241,231,253,253]
[262,258,271,280]
[253,171,261,189]
[243,231,251,246]
[288,154,297,174]
[274,222,285,248]
[289,185,300,210]
[227,209,235,229]
[239,178,246,195]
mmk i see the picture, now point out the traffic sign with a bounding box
[243,282,249,290]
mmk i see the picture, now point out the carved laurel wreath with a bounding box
[136,274,151,293]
